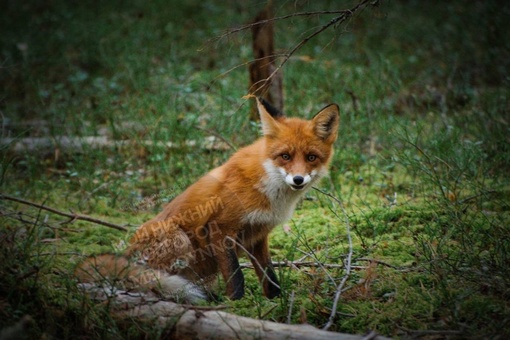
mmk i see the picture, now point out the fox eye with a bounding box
[307,154,317,162]
[281,153,291,161]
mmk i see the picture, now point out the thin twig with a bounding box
[260,304,279,319]
[313,187,353,331]
[240,259,412,272]
[225,236,281,290]
[194,125,238,151]
[355,258,402,270]
[287,290,295,324]
[213,10,354,41]
[1,193,128,231]
[397,325,462,338]
[240,260,342,269]
[456,190,497,205]
[248,0,374,95]
[180,304,230,311]
[207,54,287,91]
[294,243,338,287]
[35,252,83,257]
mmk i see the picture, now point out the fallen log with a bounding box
[126,301,390,340]
[0,135,231,154]
[81,285,391,340]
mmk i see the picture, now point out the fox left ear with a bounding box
[258,97,283,120]
[256,97,283,137]
[312,104,339,142]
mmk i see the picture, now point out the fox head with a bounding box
[256,97,339,191]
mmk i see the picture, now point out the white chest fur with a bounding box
[242,160,306,227]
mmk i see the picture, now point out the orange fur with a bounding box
[77,97,339,302]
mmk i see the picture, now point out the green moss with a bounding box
[1,0,509,338]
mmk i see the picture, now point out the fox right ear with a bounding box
[256,97,282,137]
[312,104,339,142]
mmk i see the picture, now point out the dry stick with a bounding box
[249,0,374,96]
[356,258,405,270]
[241,260,409,271]
[240,261,344,270]
[313,187,353,331]
[0,194,128,232]
[287,290,295,324]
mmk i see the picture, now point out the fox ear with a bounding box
[258,97,283,119]
[312,104,339,142]
[256,97,282,136]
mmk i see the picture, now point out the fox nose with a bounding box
[293,176,304,185]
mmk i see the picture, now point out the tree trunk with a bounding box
[249,1,284,120]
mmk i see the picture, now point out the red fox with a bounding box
[75,97,339,303]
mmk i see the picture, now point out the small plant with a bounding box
[393,117,510,338]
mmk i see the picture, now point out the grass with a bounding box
[1,0,509,338]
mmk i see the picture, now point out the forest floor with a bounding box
[1,1,509,338]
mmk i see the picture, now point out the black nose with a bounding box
[293,176,304,185]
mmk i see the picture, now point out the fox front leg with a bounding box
[216,237,245,300]
[250,236,280,299]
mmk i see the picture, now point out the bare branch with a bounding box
[201,0,377,96]
[194,125,237,151]
[1,194,128,232]
[248,0,374,95]
[214,10,356,41]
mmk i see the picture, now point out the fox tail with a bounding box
[74,254,207,304]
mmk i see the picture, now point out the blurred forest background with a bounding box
[1,0,509,338]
